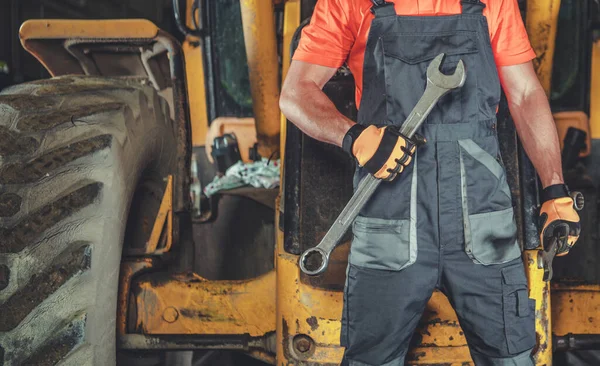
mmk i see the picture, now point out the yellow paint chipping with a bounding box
[526,0,561,94]
[552,283,600,335]
[524,251,552,364]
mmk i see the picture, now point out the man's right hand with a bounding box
[344,124,417,181]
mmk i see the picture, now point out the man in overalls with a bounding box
[279,0,581,364]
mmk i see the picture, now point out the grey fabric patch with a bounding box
[409,153,418,266]
[459,148,474,260]
[458,139,511,198]
[468,207,521,265]
[350,216,413,271]
[470,348,534,366]
[349,155,418,271]
[460,148,520,265]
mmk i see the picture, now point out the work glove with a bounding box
[538,184,581,256]
[342,124,417,181]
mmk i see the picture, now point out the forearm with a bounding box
[508,86,563,188]
[280,80,355,147]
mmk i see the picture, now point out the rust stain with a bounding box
[306,316,319,331]
[281,318,293,362]
[406,351,426,361]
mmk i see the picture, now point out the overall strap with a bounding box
[461,0,486,15]
[370,0,396,17]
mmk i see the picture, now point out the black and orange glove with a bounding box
[538,184,581,256]
[342,124,418,181]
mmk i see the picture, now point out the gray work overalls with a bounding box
[341,1,537,365]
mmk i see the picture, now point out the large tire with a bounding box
[0,76,178,365]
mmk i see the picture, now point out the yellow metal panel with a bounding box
[183,0,209,146]
[186,0,197,30]
[183,39,209,146]
[526,0,561,94]
[524,2,559,362]
[19,19,159,41]
[524,251,552,365]
[590,40,600,139]
[279,0,301,171]
[276,242,345,364]
[135,271,276,336]
[240,0,281,158]
[552,283,600,335]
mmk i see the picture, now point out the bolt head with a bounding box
[293,335,313,353]
[162,307,179,323]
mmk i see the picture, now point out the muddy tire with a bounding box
[0,76,178,366]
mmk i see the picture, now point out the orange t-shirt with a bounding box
[293,0,536,107]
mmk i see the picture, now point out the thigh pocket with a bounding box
[501,265,536,354]
[466,207,522,265]
[350,216,415,271]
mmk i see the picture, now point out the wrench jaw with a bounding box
[538,236,559,282]
[299,247,330,276]
[426,53,467,89]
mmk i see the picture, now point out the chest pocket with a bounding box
[379,31,479,126]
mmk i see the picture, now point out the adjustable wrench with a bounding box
[538,191,584,281]
[299,53,467,276]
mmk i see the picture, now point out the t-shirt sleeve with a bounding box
[292,0,356,68]
[490,0,537,66]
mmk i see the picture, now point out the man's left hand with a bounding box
[539,184,581,256]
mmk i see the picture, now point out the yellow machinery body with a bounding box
[17,0,600,364]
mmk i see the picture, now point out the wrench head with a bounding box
[426,53,466,90]
[299,247,329,276]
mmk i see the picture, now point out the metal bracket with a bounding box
[146,175,173,254]
[124,175,174,256]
